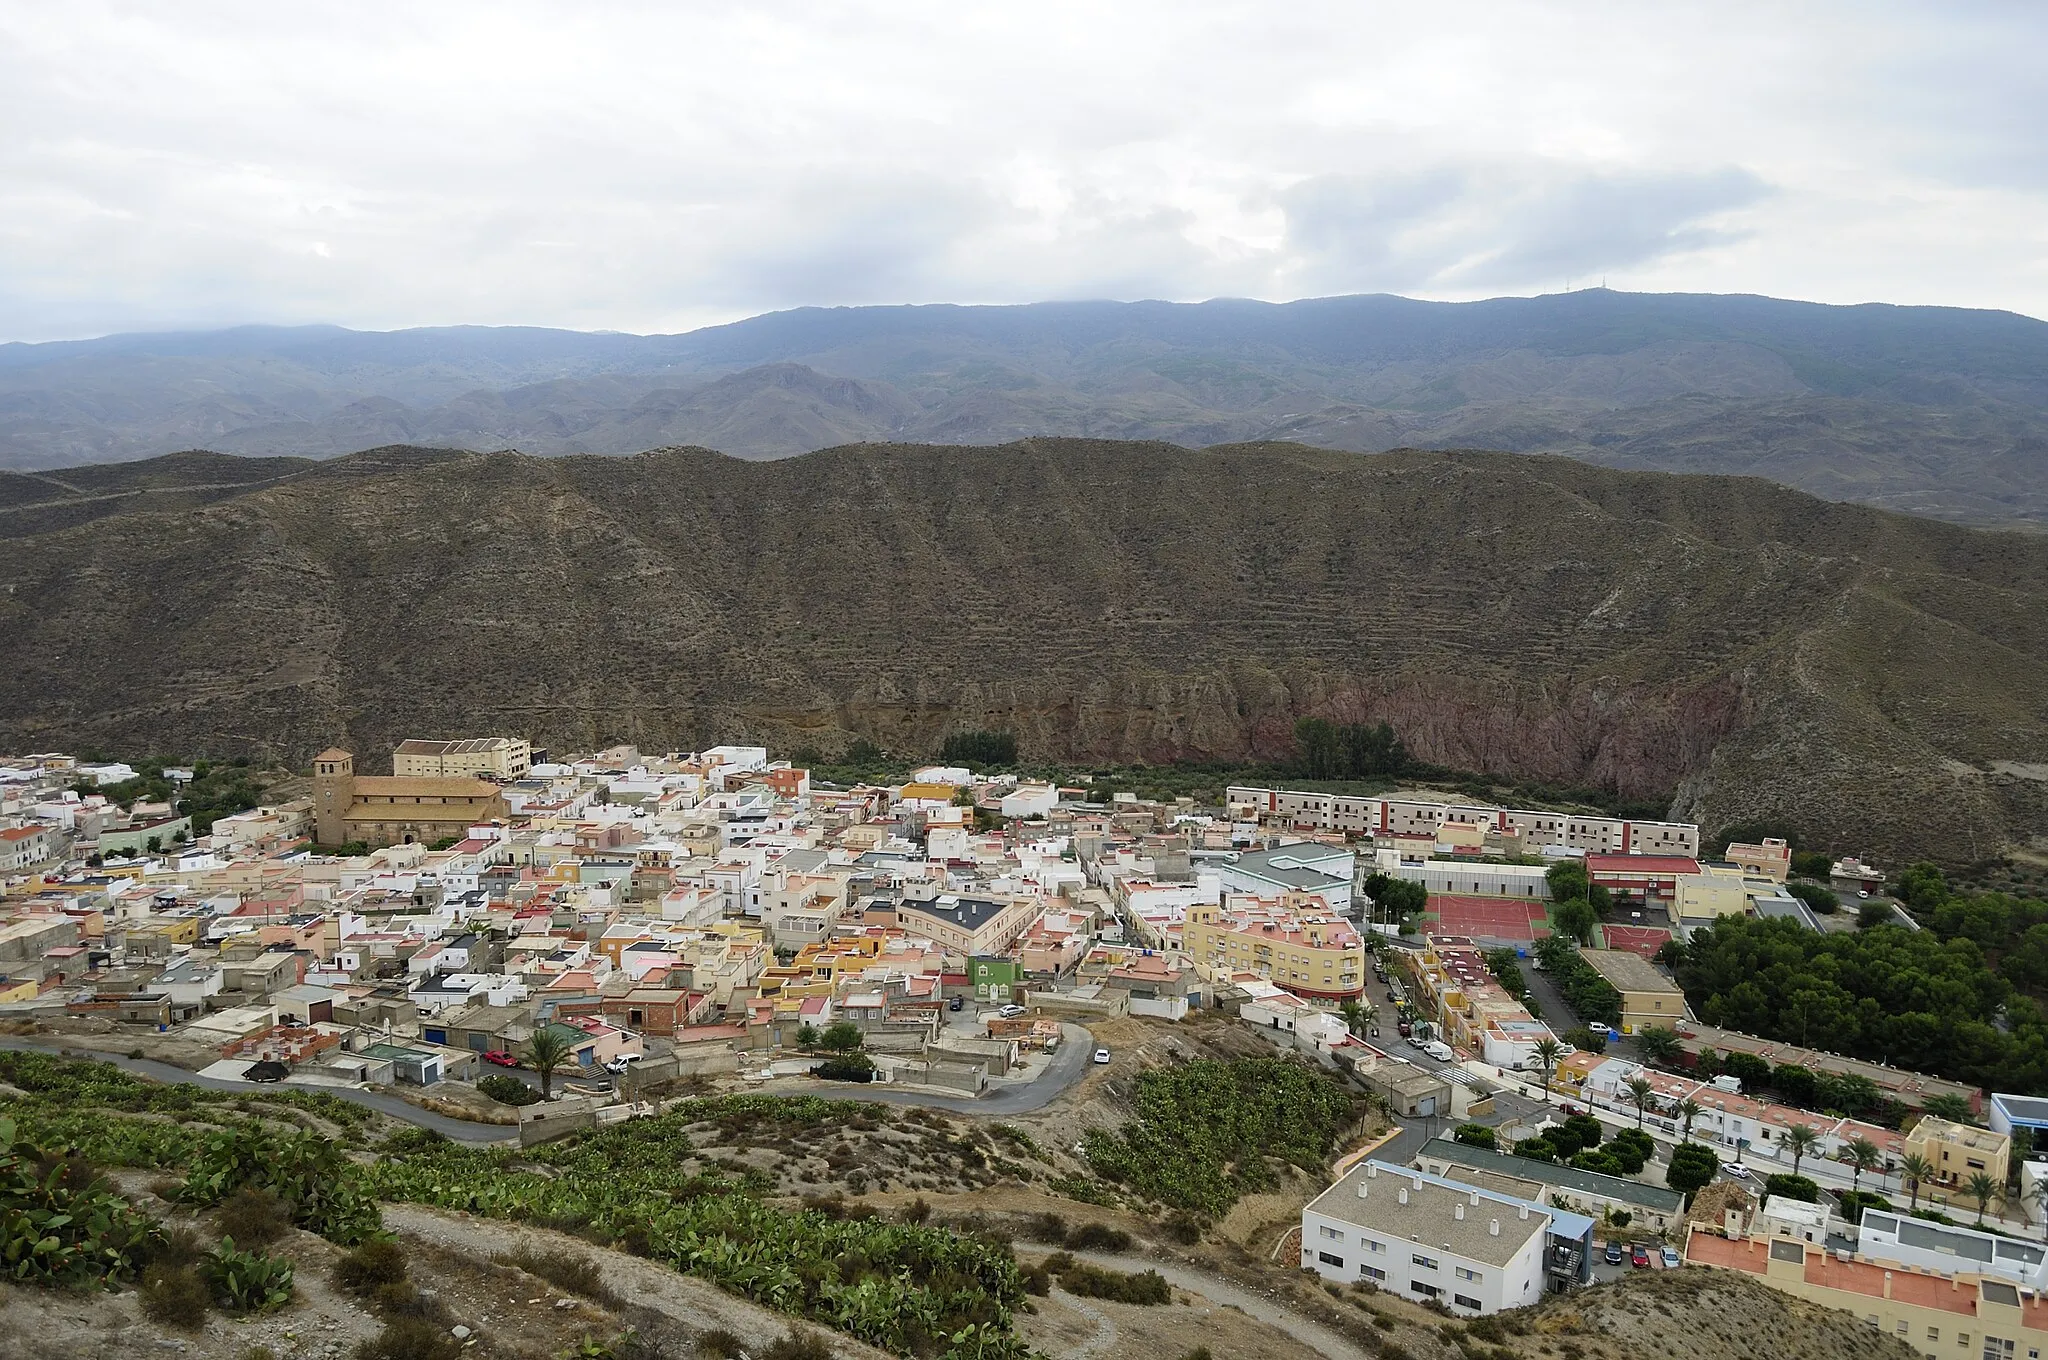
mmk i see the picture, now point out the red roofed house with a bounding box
[1585,854,1701,904]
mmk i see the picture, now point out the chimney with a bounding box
[1489,1219,1501,1236]
[1455,1204,1466,1221]
[1398,1188,1410,1206]
[1519,1205,1530,1220]
[1357,1181,1369,1199]
[1367,1164,1379,1179]
[1469,1190,1481,1206]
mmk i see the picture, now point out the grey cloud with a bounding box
[1279,164,1772,295]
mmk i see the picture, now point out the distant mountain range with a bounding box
[4,439,2046,862]
[6,290,2048,525]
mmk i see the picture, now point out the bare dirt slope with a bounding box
[6,440,2046,858]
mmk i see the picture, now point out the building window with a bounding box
[1365,1239,1386,1253]
[1321,1225,1344,1241]
[1363,1266,1387,1283]
[1412,1254,1439,1270]
[1317,1251,1345,1268]
[1412,1281,1440,1298]
[1931,1331,1942,1342]
[1455,1294,1483,1311]
[1455,1266,1482,1282]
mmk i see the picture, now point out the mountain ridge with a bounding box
[3,437,2045,863]
[5,290,2047,524]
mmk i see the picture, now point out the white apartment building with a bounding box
[1301,1160,1588,1315]
[1229,787,1700,858]
[1857,1212,2048,1292]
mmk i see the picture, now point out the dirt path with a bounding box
[381,1202,897,1360]
[1062,1248,1375,1360]
[1052,1287,1119,1360]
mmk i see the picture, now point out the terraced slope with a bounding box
[3,439,2045,860]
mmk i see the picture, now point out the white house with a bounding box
[1302,1161,1579,1315]
[999,783,1059,820]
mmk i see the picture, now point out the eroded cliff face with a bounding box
[732,668,1752,805]
[2,439,2045,861]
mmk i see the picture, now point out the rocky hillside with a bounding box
[3,439,2045,860]
[6,290,2048,525]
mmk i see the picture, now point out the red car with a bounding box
[1629,1245,1651,1269]
[482,1050,520,1068]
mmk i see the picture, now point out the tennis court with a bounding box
[1601,923,1673,959]
[1427,894,1551,944]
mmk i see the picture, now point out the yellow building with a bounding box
[1675,867,1749,919]
[1183,893,1365,1001]
[1724,837,1792,881]
[1578,948,1686,1033]
[313,750,510,848]
[1687,1230,2047,1360]
[1905,1116,2011,1192]
[392,737,532,780]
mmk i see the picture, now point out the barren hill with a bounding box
[3,438,2045,860]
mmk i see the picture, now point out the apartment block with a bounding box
[1300,1160,1593,1315]
[1183,893,1365,1001]
[1226,786,1699,857]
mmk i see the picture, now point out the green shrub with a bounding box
[761,1327,835,1360]
[0,1117,159,1288]
[1452,1123,1496,1149]
[336,1239,410,1295]
[204,1236,295,1312]
[496,1246,618,1305]
[1066,1222,1130,1252]
[813,1055,876,1082]
[478,1075,541,1106]
[1082,1057,1358,1215]
[140,1262,212,1328]
[696,1330,744,1358]
[1027,1211,1069,1243]
[1764,1173,1820,1202]
[354,1317,463,1360]
[1056,1262,1171,1304]
[215,1187,292,1246]
[1160,1211,1203,1244]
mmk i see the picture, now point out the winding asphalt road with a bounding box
[0,1036,515,1142]
[0,1022,1100,1135]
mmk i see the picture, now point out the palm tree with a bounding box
[1845,1137,1882,1195]
[1532,1038,1565,1106]
[1900,1153,1934,1211]
[1624,1076,1655,1129]
[2028,1179,2048,1242]
[1785,1124,1819,1180]
[1966,1172,2001,1227]
[525,1024,575,1100]
[1678,1099,1703,1144]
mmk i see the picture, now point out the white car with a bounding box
[1093,1048,1112,1065]
[604,1053,643,1075]
[1724,1164,1753,1180]
[997,1004,1027,1018]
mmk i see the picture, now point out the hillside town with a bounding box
[3,737,2046,1355]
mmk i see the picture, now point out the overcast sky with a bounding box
[2,0,2043,341]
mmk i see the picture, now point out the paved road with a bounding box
[0,1037,516,1143]
[2,1022,1099,1131]
[1062,1247,1373,1360]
